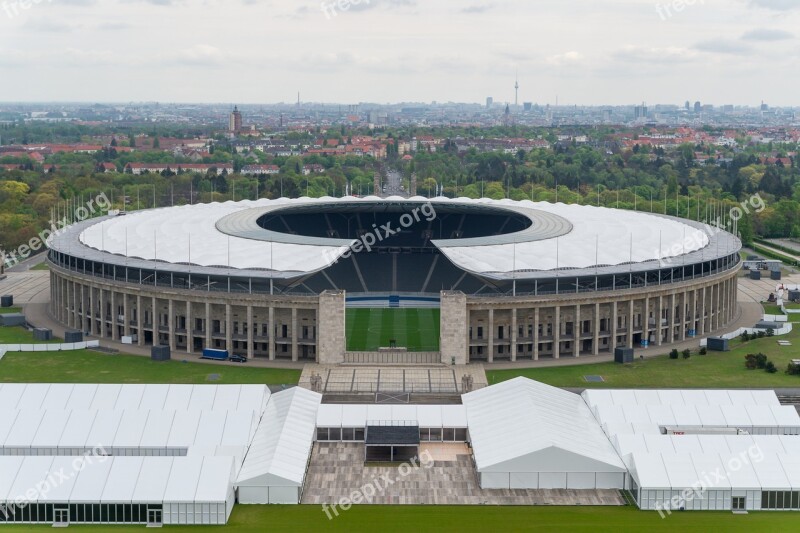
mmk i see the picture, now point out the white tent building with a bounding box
[237,387,322,504]
[462,377,627,490]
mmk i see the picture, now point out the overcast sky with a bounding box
[0,0,797,106]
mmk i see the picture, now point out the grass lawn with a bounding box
[29,262,50,271]
[0,307,22,314]
[2,505,799,532]
[346,308,440,352]
[0,349,301,385]
[487,327,800,388]
[0,326,61,344]
[0,325,300,385]
[761,304,784,315]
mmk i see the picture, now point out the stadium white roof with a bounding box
[237,387,322,488]
[316,404,467,428]
[462,377,625,473]
[71,197,731,276]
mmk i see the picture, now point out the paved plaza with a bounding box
[301,442,626,506]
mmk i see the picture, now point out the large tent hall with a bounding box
[0,455,236,525]
[461,378,627,490]
[0,384,322,525]
[236,387,322,505]
[583,387,800,512]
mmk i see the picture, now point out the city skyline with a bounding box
[0,0,798,106]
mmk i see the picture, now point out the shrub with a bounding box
[766,328,775,337]
[682,349,691,359]
[755,353,768,369]
[765,361,778,374]
[787,363,800,376]
[669,349,679,360]
[745,354,758,369]
[741,332,750,342]
[757,330,766,339]
[699,347,707,355]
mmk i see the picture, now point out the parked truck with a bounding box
[201,348,229,361]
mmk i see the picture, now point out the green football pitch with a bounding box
[346,308,440,352]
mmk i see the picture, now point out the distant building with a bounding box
[229,106,243,133]
[486,97,493,109]
[694,101,702,114]
[523,102,533,112]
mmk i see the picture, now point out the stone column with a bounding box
[592,303,600,355]
[554,306,561,359]
[665,294,673,343]
[79,284,87,333]
[268,306,276,360]
[291,307,298,362]
[699,287,706,336]
[656,295,663,346]
[627,299,634,348]
[186,301,193,354]
[168,299,176,351]
[205,302,212,351]
[533,307,540,361]
[151,296,157,345]
[247,305,254,360]
[123,293,130,338]
[318,291,346,364]
[610,301,618,350]
[487,309,494,363]
[137,295,144,346]
[99,289,106,339]
[225,303,233,354]
[574,305,581,357]
[511,308,518,362]
[679,292,687,341]
[111,291,119,341]
[88,286,95,335]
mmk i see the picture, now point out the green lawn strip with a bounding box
[761,304,784,315]
[0,350,300,385]
[0,307,23,315]
[3,505,798,533]
[1,326,61,344]
[30,262,50,271]
[487,326,800,388]
[406,308,421,350]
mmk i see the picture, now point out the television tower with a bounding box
[514,71,519,109]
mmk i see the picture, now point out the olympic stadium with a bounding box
[46,197,742,365]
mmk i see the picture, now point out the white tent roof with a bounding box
[237,387,322,487]
[583,388,800,432]
[102,456,145,502]
[131,457,173,503]
[463,377,625,473]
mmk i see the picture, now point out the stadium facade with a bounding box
[47,197,742,364]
